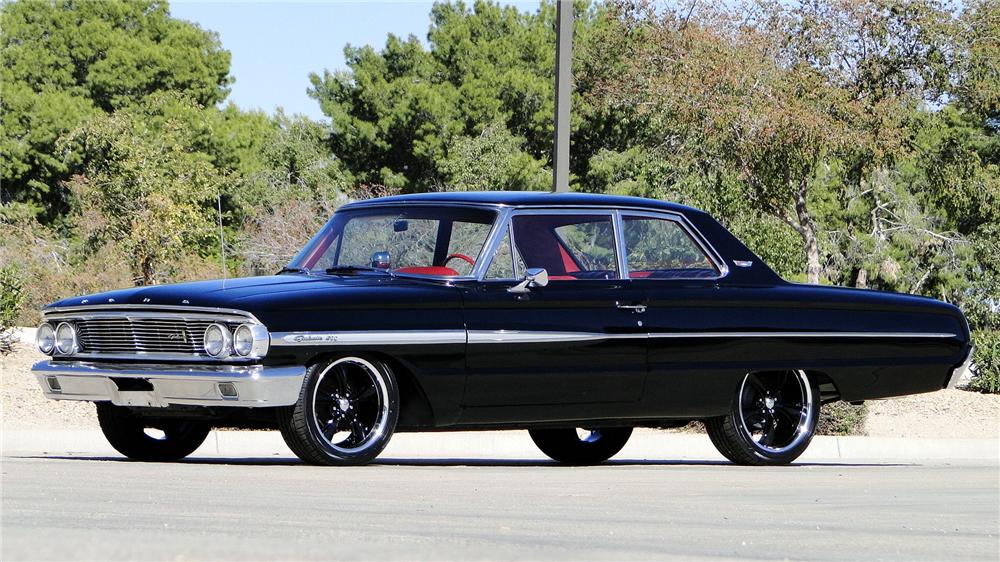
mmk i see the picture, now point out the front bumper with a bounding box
[31,360,305,408]
[946,348,975,389]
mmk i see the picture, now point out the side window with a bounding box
[448,221,492,275]
[511,214,618,280]
[623,216,718,279]
[484,231,525,280]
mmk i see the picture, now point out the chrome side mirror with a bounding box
[508,268,548,294]
[371,251,391,270]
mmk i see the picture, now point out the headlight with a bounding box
[233,323,269,358]
[54,322,78,355]
[36,322,56,355]
[203,323,231,358]
[233,324,254,356]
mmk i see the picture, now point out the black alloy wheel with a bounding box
[529,427,633,465]
[279,355,399,466]
[706,370,819,465]
[96,402,211,462]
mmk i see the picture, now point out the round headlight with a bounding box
[36,322,56,355]
[203,323,231,358]
[233,324,254,357]
[54,322,78,355]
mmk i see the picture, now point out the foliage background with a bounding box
[1,0,997,392]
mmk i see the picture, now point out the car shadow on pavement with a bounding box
[13,454,912,468]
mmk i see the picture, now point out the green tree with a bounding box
[62,94,226,285]
[308,1,562,191]
[439,122,550,191]
[585,0,960,284]
[0,0,231,221]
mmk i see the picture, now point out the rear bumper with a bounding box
[31,360,305,408]
[946,348,975,389]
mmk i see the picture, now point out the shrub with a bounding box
[0,264,25,354]
[817,401,868,436]
[968,330,1000,394]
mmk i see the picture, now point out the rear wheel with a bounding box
[529,427,632,465]
[96,402,211,462]
[706,370,819,465]
[278,355,399,466]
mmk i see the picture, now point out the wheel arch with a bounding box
[303,350,436,429]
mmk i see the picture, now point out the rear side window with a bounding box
[623,216,718,279]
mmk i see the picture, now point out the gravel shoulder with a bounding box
[3,343,998,437]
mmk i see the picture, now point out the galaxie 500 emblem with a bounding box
[283,333,339,344]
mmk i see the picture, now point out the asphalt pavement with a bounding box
[2,453,997,561]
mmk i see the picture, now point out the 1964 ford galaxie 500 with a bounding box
[31,192,973,466]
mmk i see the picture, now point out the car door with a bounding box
[461,210,647,414]
[619,211,735,416]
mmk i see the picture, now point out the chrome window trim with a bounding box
[618,210,729,281]
[304,203,502,280]
[469,204,731,282]
[476,207,622,281]
[470,207,515,279]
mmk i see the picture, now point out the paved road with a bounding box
[2,455,997,561]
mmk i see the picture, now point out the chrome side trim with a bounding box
[271,330,467,346]
[647,331,957,339]
[272,328,958,347]
[468,330,631,344]
[467,330,957,344]
[31,360,305,407]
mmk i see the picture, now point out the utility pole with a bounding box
[552,0,572,192]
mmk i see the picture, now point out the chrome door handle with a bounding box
[616,303,647,314]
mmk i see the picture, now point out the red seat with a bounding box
[394,266,460,276]
[629,271,653,278]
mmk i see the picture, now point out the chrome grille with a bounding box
[76,318,216,355]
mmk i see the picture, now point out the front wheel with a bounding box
[96,402,211,462]
[278,356,399,466]
[706,370,820,465]
[529,427,633,465]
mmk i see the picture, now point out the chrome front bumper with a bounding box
[946,348,975,389]
[31,360,305,408]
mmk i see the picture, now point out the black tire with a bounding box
[278,355,399,466]
[96,402,211,462]
[529,427,633,465]
[706,370,820,466]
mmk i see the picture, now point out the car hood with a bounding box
[46,274,458,314]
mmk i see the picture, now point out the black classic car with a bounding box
[32,192,973,466]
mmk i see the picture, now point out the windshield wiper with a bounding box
[277,267,310,275]
[324,265,392,276]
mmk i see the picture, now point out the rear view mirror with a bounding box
[393,220,409,232]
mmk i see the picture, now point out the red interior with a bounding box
[395,266,460,276]
[558,244,580,273]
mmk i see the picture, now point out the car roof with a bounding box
[342,191,704,215]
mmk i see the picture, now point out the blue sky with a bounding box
[171,1,542,121]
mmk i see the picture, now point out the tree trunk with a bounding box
[794,184,822,285]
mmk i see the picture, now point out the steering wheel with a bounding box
[444,253,476,268]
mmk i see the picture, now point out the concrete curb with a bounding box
[3,428,997,462]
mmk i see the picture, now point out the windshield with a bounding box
[288,206,498,277]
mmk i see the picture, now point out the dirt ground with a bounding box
[2,342,998,437]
